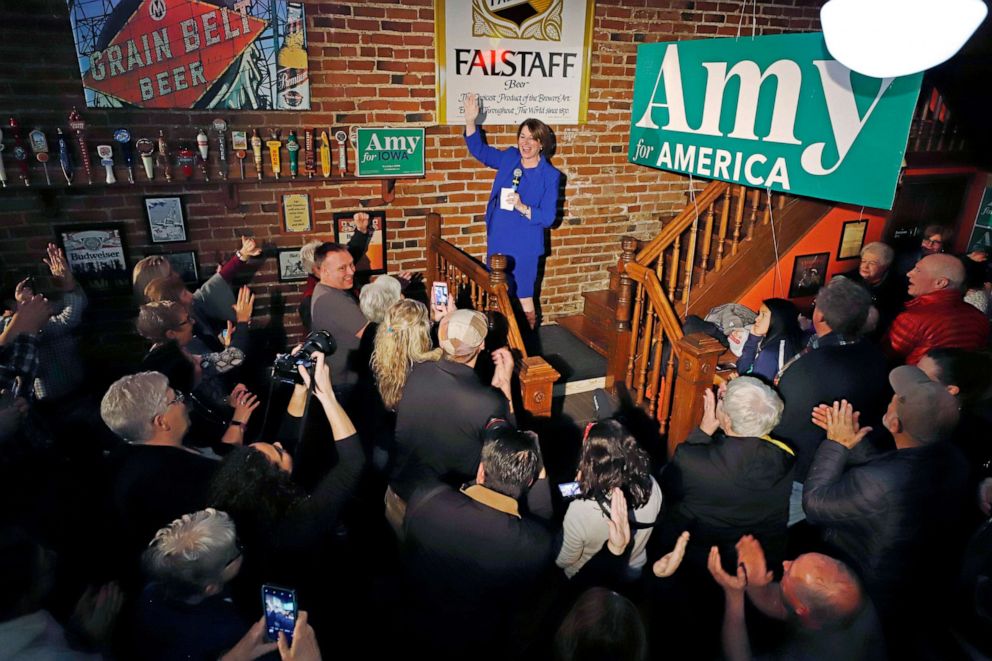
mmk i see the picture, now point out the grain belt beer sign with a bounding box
[66,0,311,110]
[628,33,923,209]
[355,128,426,178]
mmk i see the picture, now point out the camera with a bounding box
[273,330,336,384]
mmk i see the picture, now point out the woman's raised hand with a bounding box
[464,93,480,127]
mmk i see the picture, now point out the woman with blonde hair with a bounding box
[372,299,441,411]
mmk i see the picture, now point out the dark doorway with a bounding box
[885,174,972,250]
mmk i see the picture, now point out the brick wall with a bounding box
[0,0,821,343]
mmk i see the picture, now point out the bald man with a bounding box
[709,535,885,661]
[882,253,989,365]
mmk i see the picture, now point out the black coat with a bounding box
[773,338,891,481]
[803,439,970,618]
[665,428,795,544]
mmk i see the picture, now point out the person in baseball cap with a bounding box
[438,309,489,361]
[885,364,960,445]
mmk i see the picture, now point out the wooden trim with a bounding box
[666,333,725,458]
[517,356,560,419]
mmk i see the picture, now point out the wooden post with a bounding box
[518,356,560,418]
[426,213,441,287]
[666,333,725,459]
[608,237,638,389]
[487,253,507,316]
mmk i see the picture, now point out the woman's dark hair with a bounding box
[577,420,653,508]
[517,118,554,155]
[208,447,304,542]
[924,348,992,409]
[759,298,804,354]
[554,587,647,661]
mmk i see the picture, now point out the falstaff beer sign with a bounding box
[628,33,922,209]
[66,0,311,110]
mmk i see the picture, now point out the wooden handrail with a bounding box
[425,212,560,417]
[635,180,730,266]
[625,262,683,343]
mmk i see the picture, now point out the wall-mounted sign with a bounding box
[66,0,310,110]
[355,128,425,178]
[628,33,923,209]
[435,0,595,125]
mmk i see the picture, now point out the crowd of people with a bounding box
[0,222,990,661]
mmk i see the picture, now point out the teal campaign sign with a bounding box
[356,128,425,177]
[628,33,922,209]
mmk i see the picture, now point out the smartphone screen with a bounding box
[558,481,582,498]
[432,281,449,307]
[262,584,297,643]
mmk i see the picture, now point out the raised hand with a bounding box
[9,295,51,336]
[700,387,720,436]
[491,347,514,396]
[233,286,255,324]
[239,235,263,259]
[653,531,690,578]
[43,243,75,290]
[464,92,481,126]
[811,400,871,449]
[735,535,773,589]
[708,546,747,594]
[432,294,457,323]
[606,488,631,555]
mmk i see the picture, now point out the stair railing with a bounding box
[425,213,560,417]
[612,181,787,453]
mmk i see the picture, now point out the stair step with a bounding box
[581,289,618,323]
[558,314,611,357]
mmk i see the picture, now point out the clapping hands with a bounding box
[653,531,689,578]
[811,400,872,449]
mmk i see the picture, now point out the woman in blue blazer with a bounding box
[463,92,562,328]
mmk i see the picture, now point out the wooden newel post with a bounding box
[518,356,560,418]
[487,253,507,312]
[607,236,638,390]
[666,332,725,459]
[615,236,637,331]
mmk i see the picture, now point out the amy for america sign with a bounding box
[66,0,311,110]
[628,33,923,209]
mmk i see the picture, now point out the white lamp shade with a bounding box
[821,0,988,78]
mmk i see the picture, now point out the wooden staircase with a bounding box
[558,185,831,359]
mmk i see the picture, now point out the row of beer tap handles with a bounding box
[0,109,352,188]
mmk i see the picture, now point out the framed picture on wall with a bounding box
[837,219,868,260]
[56,224,130,295]
[788,252,830,298]
[163,251,199,284]
[281,193,313,233]
[333,211,386,274]
[144,196,188,244]
[278,248,308,282]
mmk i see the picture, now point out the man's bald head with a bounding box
[907,253,966,298]
[781,553,864,630]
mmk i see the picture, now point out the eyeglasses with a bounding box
[922,238,943,246]
[166,391,186,407]
[225,539,244,567]
[177,317,193,327]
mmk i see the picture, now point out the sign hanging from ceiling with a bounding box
[628,33,923,209]
[435,0,595,125]
[66,0,310,110]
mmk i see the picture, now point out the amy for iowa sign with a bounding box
[628,33,922,209]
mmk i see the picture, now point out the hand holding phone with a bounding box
[262,585,297,644]
[432,281,449,307]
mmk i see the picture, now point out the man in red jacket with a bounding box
[882,253,989,365]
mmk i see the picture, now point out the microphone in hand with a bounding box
[511,167,522,191]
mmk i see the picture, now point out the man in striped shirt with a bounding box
[882,253,990,365]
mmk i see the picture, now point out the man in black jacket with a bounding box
[772,277,890,524]
[803,368,969,658]
[402,425,553,660]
